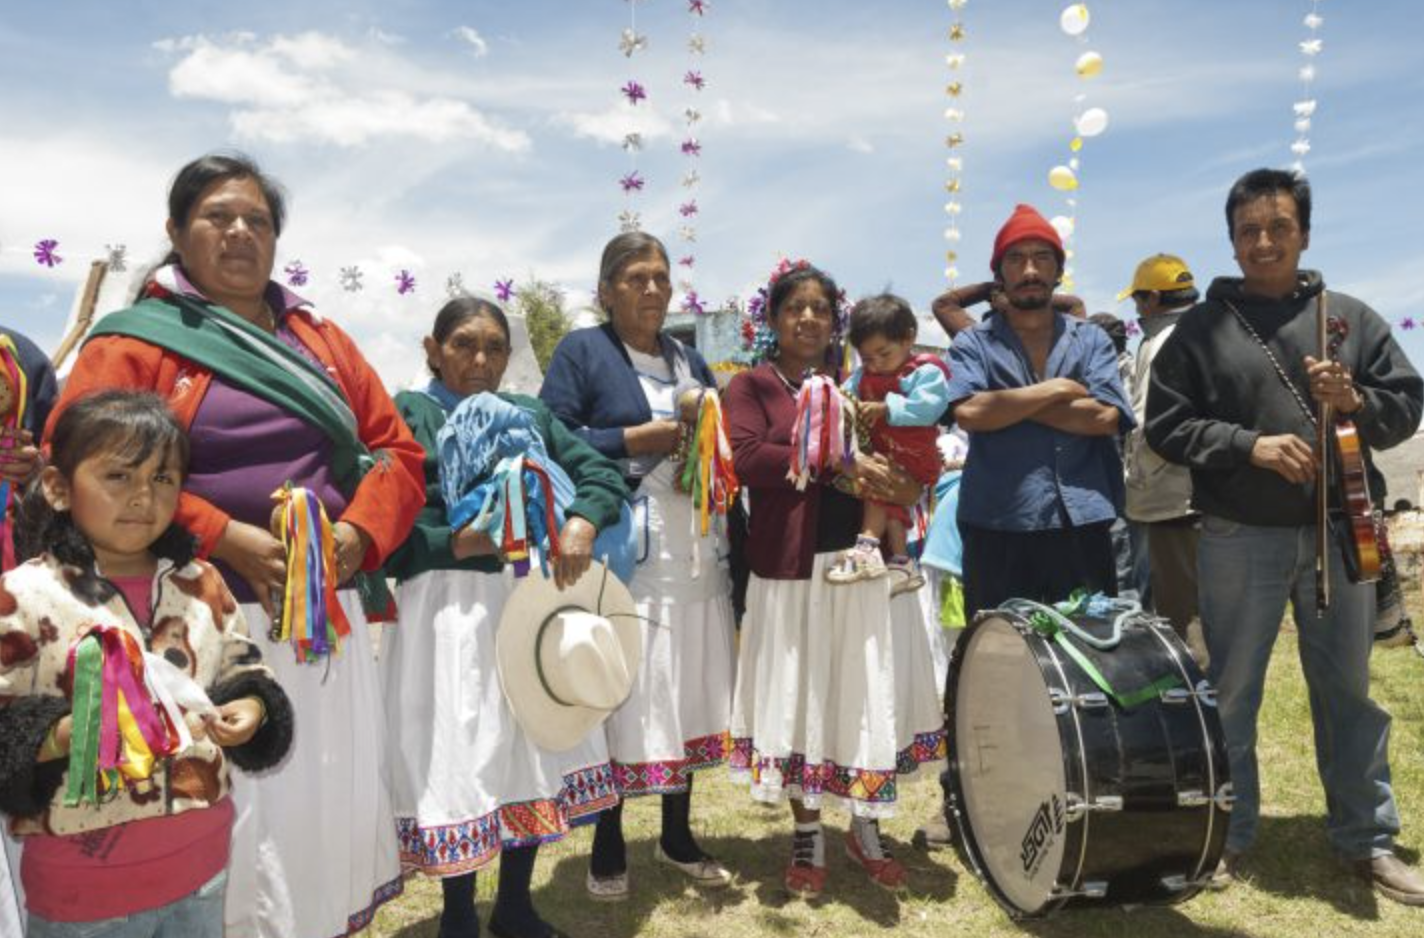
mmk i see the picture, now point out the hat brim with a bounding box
[1115,287,1135,302]
[496,561,641,752]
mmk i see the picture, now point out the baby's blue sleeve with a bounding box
[886,363,953,426]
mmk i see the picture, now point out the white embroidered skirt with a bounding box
[224,592,402,938]
[730,552,948,818]
[603,469,736,795]
[382,569,618,877]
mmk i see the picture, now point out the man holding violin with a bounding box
[1147,168,1424,903]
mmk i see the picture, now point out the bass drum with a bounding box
[943,606,1231,917]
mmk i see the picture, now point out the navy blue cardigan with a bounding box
[540,323,716,485]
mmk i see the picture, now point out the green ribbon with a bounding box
[63,635,104,807]
[1022,593,1183,710]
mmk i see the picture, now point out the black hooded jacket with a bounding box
[1145,271,1421,526]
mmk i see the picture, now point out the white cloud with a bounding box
[847,136,875,154]
[450,26,489,58]
[554,102,676,146]
[159,31,529,150]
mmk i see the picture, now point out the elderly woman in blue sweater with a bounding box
[540,231,734,900]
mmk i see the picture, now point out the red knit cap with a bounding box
[990,204,1065,273]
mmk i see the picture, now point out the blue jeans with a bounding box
[1198,516,1400,859]
[28,870,226,938]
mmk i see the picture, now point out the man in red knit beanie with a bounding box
[941,202,1133,618]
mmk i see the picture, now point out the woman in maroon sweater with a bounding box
[724,263,947,897]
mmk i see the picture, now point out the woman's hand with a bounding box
[332,521,372,586]
[554,516,596,590]
[451,524,498,560]
[214,520,288,619]
[852,454,923,506]
[208,697,265,747]
[0,429,41,485]
[624,419,681,457]
[857,401,888,428]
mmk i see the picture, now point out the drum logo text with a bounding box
[1019,794,1065,878]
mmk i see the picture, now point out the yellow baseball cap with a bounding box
[1116,254,1195,301]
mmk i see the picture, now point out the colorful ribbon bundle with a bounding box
[679,390,739,537]
[466,455,564,578]
[271,484,352,663]
[787,374,859,491]
[0,336,28,572]
[64,626,185,806]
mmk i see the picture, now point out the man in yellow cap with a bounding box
[1119,255,1202,652]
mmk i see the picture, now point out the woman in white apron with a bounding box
[539,232,736,900]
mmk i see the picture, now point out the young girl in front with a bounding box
[829,294,952,593]
[0,390,292,938]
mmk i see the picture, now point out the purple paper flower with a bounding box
[33,239,62,268]
[284,260,310,287]
[679,255,696,268]
[494,278,515,302]
[1401,317,1417,331]
[683,70,705,91]
[621,80,647,105]
[340,266,364,292]
[1125,320,1141,338]
[689,0,707,15]
[620,171,645,193]
[681,291,706,316]
[681,139,702,157]
[395,270,417,295]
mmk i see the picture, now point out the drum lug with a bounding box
[1051,879,1108,900]
[1074,692,1110,710]
[1195,680,1219,707]
[1214,783,1235,812]
[1159,874,1190,892]
[1176,790,1209,808]
[1160,687,1192,705]
[1063,793,1123,821]
[1049,688,1070,715]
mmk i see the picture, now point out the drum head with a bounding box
[954,614,1071,913]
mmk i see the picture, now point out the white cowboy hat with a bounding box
[496,561,642,752]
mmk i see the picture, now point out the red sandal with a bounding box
[845,826,908,890]
[785,827,827,897]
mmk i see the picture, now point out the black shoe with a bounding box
[488,917,571,938]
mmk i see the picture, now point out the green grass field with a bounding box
[371,617,1424,938]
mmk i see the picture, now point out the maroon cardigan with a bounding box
[725,363,860,580]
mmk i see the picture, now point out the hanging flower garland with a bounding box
[618,0,652,233]
[1291,1,1323,176]
[943,0,969,286]
[1046,3,1108,292]
[678,0,709,314]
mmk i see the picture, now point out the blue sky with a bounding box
[2,0,1421,386]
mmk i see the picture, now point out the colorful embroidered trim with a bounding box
[678,389,739,536]
[613,731,729,796]
[64,626,185,806]
[728,728,948,806]
[396,762,618,875]
[271,484,352,663]
[340,876,404,938]
[787,374,859,491]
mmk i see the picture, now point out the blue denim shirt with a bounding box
[947,312,1133,531]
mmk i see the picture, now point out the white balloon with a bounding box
[1050,215,1076,240]
[1060,4,1091,37]
[1074,107,1109,138]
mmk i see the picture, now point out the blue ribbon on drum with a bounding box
[430,387,637,584]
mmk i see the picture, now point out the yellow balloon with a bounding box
[1070,136,1083,153]
[1076,51,1104,78]
[1049,165,1079,191]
